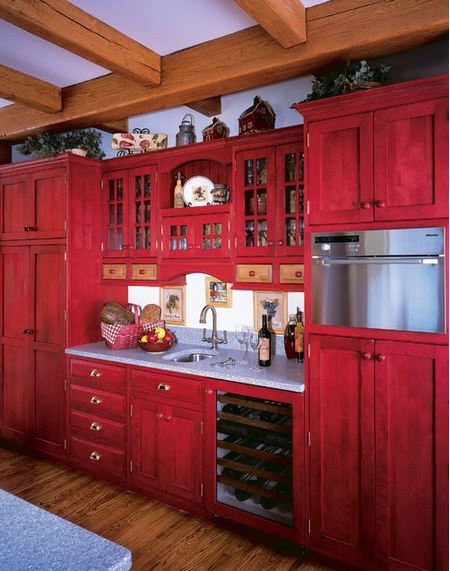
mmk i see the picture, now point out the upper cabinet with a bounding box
[295,74,449,226]
[0,167,66,240]
[102,164,158,258]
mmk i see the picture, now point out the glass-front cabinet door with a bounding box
[276,143,305,257]
[235,147,276,257]
[102,166,157,258]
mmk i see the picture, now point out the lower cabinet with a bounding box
[309,334,448,571]
[129,368,204,505]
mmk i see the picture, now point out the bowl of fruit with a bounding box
[138,326,174,352]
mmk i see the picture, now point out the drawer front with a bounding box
[69,358,126,390]
[69,410,126,446]
[102,264,127,280]
[132,369,202,404]
[236,264,272,283]
[279,264,304,284]
[131,263,157,281]
[69,436,126,478]
[70,384,126,417]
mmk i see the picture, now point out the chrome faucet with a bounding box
[199,305,227,350]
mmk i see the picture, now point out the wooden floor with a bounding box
[0,445,342,571]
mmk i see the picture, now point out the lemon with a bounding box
[140,335,148,343]
[155,327,166,340]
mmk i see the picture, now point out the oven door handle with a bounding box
[314,257,441,266]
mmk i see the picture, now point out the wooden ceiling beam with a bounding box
[234,0,306,48]
[0,0,447,141]
[96,119,129,134]
[0,0,161,86]
[187,97,222,117]
[0,64,62,113]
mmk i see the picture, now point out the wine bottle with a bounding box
[173,172,184,208]
[258,314,271,367]
[284,314,297,359]
[294,309,304,363]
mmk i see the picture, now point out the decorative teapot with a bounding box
[176,113,196,146]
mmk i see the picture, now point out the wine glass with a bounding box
[249,331,262,372]
[235,325,248,364]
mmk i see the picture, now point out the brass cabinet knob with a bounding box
[157,383,170,391]
[90,422,102,431]
[90,396,102,405]
[90,369,102,378]
[89,451,101,461]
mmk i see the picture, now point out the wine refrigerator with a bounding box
[215,389,294,526]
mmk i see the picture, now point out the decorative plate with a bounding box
[182,176,214,206]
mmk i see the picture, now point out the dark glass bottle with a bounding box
[284,314,296,359]
[258,315,271,367]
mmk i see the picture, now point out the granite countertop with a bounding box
[0,489,132,571]
[65,342,304,393]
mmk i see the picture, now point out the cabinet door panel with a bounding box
[131,398,163,491]
[374,98,448,220]
[128,166,157,257]
[308,114,373,225]
[33,349,65,454]
[164,405,202,502]
[309,334,375,565]
[0,174,31,239]
[1,344,30,442]
[375,341,448,571]
[33,168,66,238]
[102,171,128,258]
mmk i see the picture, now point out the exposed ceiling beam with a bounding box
[234,0,306,48]
[96,119,129,134]
[0,0,447,141]
[0,0,161,86]
[0,64,62,113]
[187,97,222,117]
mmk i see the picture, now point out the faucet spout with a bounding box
[199,305,227,350]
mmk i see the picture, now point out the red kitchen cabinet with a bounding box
[161,209,230,259]
[0,245,66,455]
[309,334,448,571]
[295,74,449,226]
[309,334,375,566]
[130,368,203,505]
[102,164,158,258]
[0,167,66,240]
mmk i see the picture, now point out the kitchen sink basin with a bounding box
[171,352,215,363]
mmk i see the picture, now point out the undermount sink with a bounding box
[171,352,215,363]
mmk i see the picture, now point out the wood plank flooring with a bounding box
[0,445,343,571]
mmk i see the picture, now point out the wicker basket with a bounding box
[100,303,164,350]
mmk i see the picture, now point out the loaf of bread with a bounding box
[140,304,162,324]
[100,301,135,325]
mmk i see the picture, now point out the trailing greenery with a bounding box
[18,129,105,159]
[303,60,392,102]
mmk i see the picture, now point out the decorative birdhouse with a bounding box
[202,117,230,142]
[238,96,276,135]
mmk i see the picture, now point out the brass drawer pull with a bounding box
[90,422,102,431]
[90,396,102,405]
[89,451,101,461]
[157,383,170,391]
[90,369,102,378]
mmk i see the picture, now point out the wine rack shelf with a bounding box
[216,391,293,526]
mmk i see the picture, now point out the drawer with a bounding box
[69,436,126,479]
[131,369,202,404]
[70,384,126,418]
[69,410,126,447]
[279,264,304,284]
[131,263,157,281]
[102,264,127,280]
[69,358,126,390]
[236,264,272,283]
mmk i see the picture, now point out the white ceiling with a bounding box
[0,0,327,107]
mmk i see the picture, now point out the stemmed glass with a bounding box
[249,331,262,372]
[235,325,249,364]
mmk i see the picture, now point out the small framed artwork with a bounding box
[205,277,233,308]
[253,291,287,334]
[160,286,186,325]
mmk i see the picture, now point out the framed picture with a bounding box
[253,291,287,334]
[205,277,233,308]
[160,286,186,325]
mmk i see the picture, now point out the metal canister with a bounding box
[176,114,196,146]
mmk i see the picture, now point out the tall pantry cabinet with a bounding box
[0,154,109,457]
